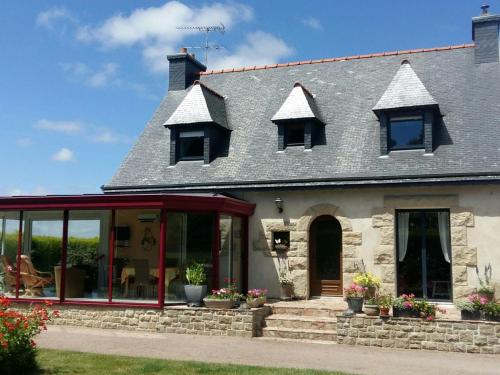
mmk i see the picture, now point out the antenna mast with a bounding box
[176,23,225,65]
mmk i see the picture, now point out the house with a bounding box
[1,7,500,310]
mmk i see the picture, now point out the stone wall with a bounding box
[372,195,477,300]
[337,315,499,354]
[15,304,271,338]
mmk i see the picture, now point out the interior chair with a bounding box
[1,255,17,293]
[130,259,154,298]
[19,254,53,297]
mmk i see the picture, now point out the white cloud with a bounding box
[301,16,323,31]
[35,119,83,134]
[4,186,49,197]
[60,62,119,88]
[8,188,22,196]
[16,138,33,147]
[52,148,74,162]
[36,7,75,29]
[209,31,294,70]
[75,1,255,73]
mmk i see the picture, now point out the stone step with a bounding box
[265,314,338,331]
[271,306,343,318]
[262,326,337,341]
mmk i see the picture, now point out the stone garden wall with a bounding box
[337,315,499,354]
[14,304,271,338]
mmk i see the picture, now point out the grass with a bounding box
[34,349,356,375]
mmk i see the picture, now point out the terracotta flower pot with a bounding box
[379,307,390,317]
[246,296,266,308]
[364,286,377,300]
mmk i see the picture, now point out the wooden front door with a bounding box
[309,215,342,296]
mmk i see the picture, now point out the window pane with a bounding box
[179,137,204,159]
[397,212,423,298]
[389,118,424,149]
[219,215,232,288]
[165,213,214,303]
[0,212,21,296]
[286,123,305,146]
[232,217,242,292]
[66,211,110,301]
[113,209,160,303]
[20,211,63,300]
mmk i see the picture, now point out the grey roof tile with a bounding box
[271,82,323,123]
[164,81,229,129]
[105,46,500,191]
[373,61,438,111]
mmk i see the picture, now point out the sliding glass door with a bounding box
[396,210,452,301]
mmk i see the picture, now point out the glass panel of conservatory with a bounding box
[0,212,21,296]
[164,212,214,303]
[66,211,110,301]
[112,209,161,303]
[20,211,63,299]
[218,215,243,292]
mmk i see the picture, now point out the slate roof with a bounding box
[372,61,438,112]
[271,82,323,123]
[164,81,229,129]
[104,44,500,192]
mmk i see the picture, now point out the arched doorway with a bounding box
[309,215,342,296]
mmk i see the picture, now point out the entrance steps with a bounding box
[260,300,345,343]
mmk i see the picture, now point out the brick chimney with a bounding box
[167,48,207,91]
[472,4,500,63]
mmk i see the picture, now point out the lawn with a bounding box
[34,349,357,375]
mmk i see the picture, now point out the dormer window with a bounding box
[164,81,229,165]
[178,130,204,160]
[285,122,305,147]
[388,115,424,150]
[272,83,324,151]
[373,60,440,155]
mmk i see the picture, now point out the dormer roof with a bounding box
[164,81,229,129]
[373,61,438,113]
[271,82,323,123]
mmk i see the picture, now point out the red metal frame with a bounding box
[15,211,23,299]
[212,212,220,290]
[60,210,69,303]
[1,193,254,308]
[158,209,167,307]
[108,210,115,303]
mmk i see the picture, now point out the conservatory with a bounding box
[0,193,254,307]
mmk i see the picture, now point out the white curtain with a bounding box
[437,211,451,263]
[397,212,410,262]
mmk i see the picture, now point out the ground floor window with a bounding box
[396,210,452,301]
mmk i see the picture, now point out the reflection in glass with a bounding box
[389,117,424,150]
[0,212,21,296]
[66,211,110,300]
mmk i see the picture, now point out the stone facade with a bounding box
[253,203,362,298]
[337,315,500,354]
[14,304,271,338]
[372,195,477,300]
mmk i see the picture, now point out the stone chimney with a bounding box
[472,4,500,63]
[167,48,207,91]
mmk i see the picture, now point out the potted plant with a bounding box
[353,272,381,300]
[279,269,294,300]
[484,301,500,322]
[456,298,481,320]
[378,294,393,317]
[246,288,268,308]
[203,283,241,309]
[184,263,207,307]
[344,283,367,313]
[392,293,419,318]
[364,296,380,316]
[414,299,446,321]
[476,264,495,302]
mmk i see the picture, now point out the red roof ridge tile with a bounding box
[200,44,475,75]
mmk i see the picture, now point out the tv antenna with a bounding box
[176,23,226,65]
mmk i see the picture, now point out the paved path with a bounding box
[38,326,499,375]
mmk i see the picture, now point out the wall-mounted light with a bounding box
[275,197,284,213]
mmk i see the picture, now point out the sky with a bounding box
[0,0,498,196]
